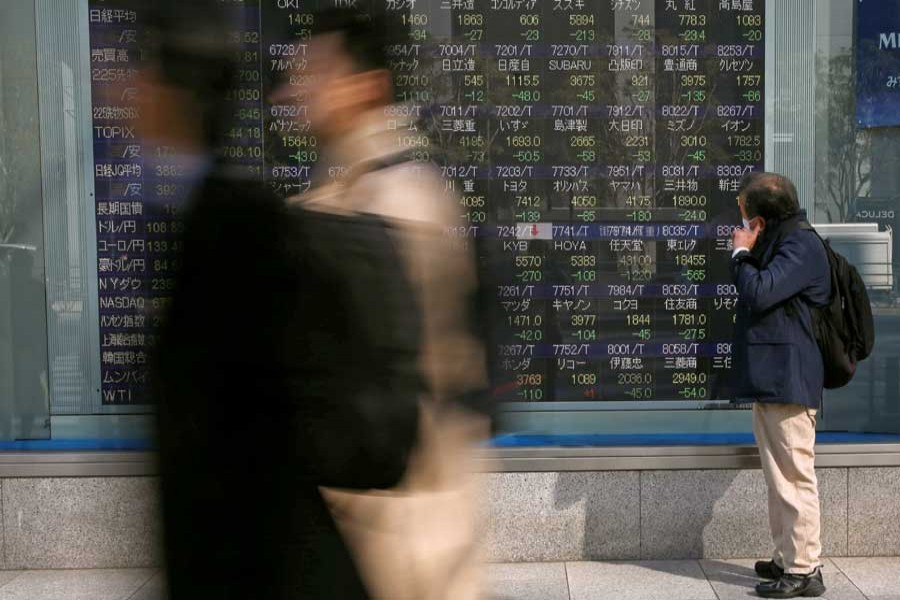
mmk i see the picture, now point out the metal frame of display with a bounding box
[476,444,900,472]
[11,0,895,474]
[1,445,899,477]
[0,452,157,477]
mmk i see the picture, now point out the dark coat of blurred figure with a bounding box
[278,8,493,600]
[146,3,424,598]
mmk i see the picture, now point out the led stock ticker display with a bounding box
[88,0,764,405]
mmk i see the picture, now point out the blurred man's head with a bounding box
[136,0,238,150]
[277,8,400,143]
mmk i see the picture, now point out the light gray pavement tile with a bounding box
[0,569,154,600]
[565,560,716,600]
[640,470,847,560]
[0,481,4,570]
[819,469,850,557]
[2,478,161,569]
[640,470,768,560]
[482,472,640,562]
[848,469,900,556]
[832,557,900,598]
[700,559,866,600]
[126,570,166,600]
[0,573,20,588]
[487,563,570,600]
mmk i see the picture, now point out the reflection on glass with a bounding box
[0,0,50,441]
[813,0,900,436]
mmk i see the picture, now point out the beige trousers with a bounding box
[752,403,822,574]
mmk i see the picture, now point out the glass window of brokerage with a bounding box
[0,0,897,449]
[0,0,50,443]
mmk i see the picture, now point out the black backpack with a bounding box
[800,223,876,388]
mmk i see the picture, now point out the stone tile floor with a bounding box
[489,558,900,600]
[0,558,896,599]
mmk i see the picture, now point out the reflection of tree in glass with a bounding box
[815,49,872,223]
[0,4,45,246]
[0,72,18,243]
[0,153,12,244]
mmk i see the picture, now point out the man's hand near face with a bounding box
[732,220,762,256]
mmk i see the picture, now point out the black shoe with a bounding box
[755,560,784,580]
[755,567,826,598]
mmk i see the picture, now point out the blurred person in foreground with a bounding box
[147,2,424,598]
[730,173,830,598]
[277,7,493,600]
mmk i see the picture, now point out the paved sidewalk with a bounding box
[0,558,896,599]
[489,558,900,600]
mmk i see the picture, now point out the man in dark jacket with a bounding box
[156,180,423,600]
[146,3,422,598]
[730,172,831,598]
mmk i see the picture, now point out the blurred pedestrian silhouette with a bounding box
[150,2,425,598]
[281,7,494,600]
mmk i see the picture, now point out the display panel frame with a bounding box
[18,0,896,448]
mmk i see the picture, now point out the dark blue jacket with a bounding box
[730,224,831,408]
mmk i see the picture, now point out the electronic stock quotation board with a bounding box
[88,0,764,407]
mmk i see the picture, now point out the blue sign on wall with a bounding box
[857,0,900,128]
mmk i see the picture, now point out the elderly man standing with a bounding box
[730,172,831,599]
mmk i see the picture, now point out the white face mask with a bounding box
[742,218,752,230]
